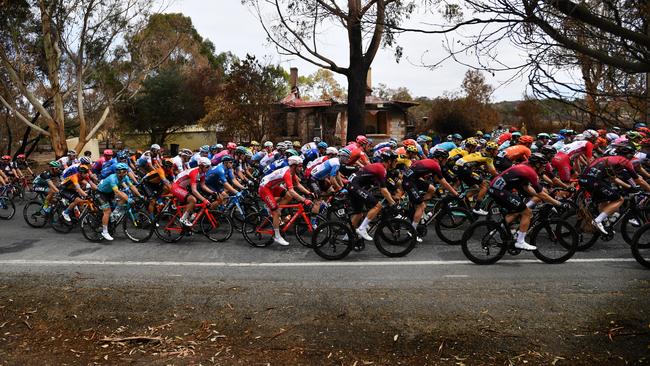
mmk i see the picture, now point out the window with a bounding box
[365,110,388,134]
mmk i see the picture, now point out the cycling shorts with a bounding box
[551,152,572,182]
[258,184,286,211]
[578,177,621,203]
[402,177,431,204]
[97,191,115,210]
[488,187,526,213]
[171,183,189,203]
[347,182,378,213]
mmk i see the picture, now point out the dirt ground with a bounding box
[0,273,648,365]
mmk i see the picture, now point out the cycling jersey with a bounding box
[300,142,317,154]
[33,171,56,191]
[173,167,205,189]
[455,152,495,170]
[581,156,638,181]
[171,155,187,172]
[404,159,443,180]
[258,166,298,211]
[141,166,169,185]
[557,140,594,160]
[490,164,542,193]
[430,141,457,153]
[263,158,288,176]
[98,173,132,194]
[349,163,387,189]
[306,155,328,169]
[210,150,230,166]
[60,173,83,190]
[92,157,108,175]
[62,163,88,178]
[311,157,340,180]
[205,163,234,191]
[498,145,531,162]
[0,162,15,176]
[13,160,28,169]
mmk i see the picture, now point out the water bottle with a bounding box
[608,212,620,225]
[110,207,121,222]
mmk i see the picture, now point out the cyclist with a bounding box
[205,155,245,206]
[96,163,143,241]
[190,145,210,168]
[0,155,18,183]
[303,141,328,166]
[579,143,650,235]
[171,157,215,227]
[60,165,95,222]
[495,135,533,172]
[403,150,459,242]
[57,150,78,169]
[171,149,192,173]
[453,141,499,215]
[346,150,398,241]
[92,149,114,176]
[13,154,32,178]
[498,131,521,151]
[306,147,342,196]
[140,159,173,214]
[136,144,162,174]
[487,153,565,250]
[32,161,62,213]
[258,156,313,246]
[551,129,598,183]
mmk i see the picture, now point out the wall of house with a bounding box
[122,130,216,152]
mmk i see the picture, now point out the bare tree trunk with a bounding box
[346,71,367,142]
[4,110,12,155]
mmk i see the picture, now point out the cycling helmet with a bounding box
[465,137,479,147]
[235,146,248,154]
[292,141,301,148]
[210,144,220,150]
[115,163,129,171]
[263,141,273,148]
[634,122,647,129]
[540,145,556,157]
[475,131,484,137]
[285,148,299,157]
[162,159,173,168]
[48,161,61,169]
[452,133,462,140]
[527,153,547,166]
[574,133,585,141]
[417,135,432,144]
[317,141,328,149]
[78,165,89,173]
[116,151,129,160]
[402,138,417,147]
[221,155,234,162]
[277,142,287,151]
[605,132,619,142]
[380,150,397,162]
[389,137,398,143]
[405,145,418,153]
[396,154,411,168]
[288,156,303,166]
[79,156,92,165]
[431,149,449,160]
[338,148,351,163]
[2,155,12,161]
[446,135,454,141]
[641,138,650,147]
[511,131,522,138]
[518,135,534,145]
[627,131,643,140]
[226,142,237,150]
[509,126,519,132]
[356,135,369,145]
[387,140,398,149]
[566,129,576,135]
[550,133,560,140]
[67,149,77,155]
[478,138,487,145]
[483,133,492,140]
[150,144,161,150]
[199,145,210,153]
[485,141,499,151]
[180,148,193,156]
[583,129,598,140]
[325,147,338,155]
[103,149,114,156]
[17,154,25,159]
[537,133,550,139]
[615,143,637,156]
[250,140,260,146]
[198,157,211,166]
[313,137,322,143]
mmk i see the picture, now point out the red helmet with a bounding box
[1,155,10,160]
[17,154,25,159]
[509,126,519,133]
[638,127,650,135]
[402,139,417,147]
[641,137,650,146]
[103,149,114,156]
[518,135,534,145]
[356,135,369,146]
[227,142,237,150]
[597,129,607,137]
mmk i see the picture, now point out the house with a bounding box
[275,68,418,145]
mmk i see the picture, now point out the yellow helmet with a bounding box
[485,141,499,151]
[250,140,260,146]
[465,137,479,147]
[405,145,418,153]
[396,154,412,168]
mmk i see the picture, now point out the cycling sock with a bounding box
[412,221,418,230]
[473,199,483,209]
[359,218,370,231]
[516,231,526,243]
[274,228,281,238]
[102,225,108,233]
[181,212,189,221]
[595,212,608,223]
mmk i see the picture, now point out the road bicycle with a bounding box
[0,184,16,220]
[22,190,51,228]
[155,198,233,243]
[461,203,578,265]
[631,222,650,269]
[80,196,154,243]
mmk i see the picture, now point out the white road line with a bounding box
[0,258,637,267]
[444,275,470,278]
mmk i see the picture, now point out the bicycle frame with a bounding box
[254,203,312,236]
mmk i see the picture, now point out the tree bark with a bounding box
[346,71,367,142]
[4,111,12,155]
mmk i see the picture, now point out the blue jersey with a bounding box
[431,141,456,152]
[62,164,83,179]
[302,148,319,166]
[101,160,133,179]
[373,142,393,153]
[98,173,132,193]
[311,157,341,180]
[205,163,234,190]
[263,159,288,176]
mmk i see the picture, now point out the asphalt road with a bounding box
[0,205,648,364]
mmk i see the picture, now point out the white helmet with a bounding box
[263,141,273,148]
[151,144,161,150]
[198,157,211,166]
[605,132,619,142]
[325,147,338,155]
[574,133,585,141]
[583,129,598,140]
[288,156,303,166]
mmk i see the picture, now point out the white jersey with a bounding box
[306,155,328,169]
[260,150,279,168]
[301,142,317,154]
[558,140,588,155]
[171,155,186,172]
[260,166,290,188]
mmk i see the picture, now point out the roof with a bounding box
[279,91,418,109]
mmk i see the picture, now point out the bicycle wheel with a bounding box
[0,196,16,220]
[461,220,508,265]
[50,205,73,233]
[621,207,650,245]
[374,218,417,257]
[23,200,47,228]
[80,211,103,242]
[631,223,650,269]
[530,219,578,264]
[242,212,274,247]
[155,212,185,243]
[312,221,354,260]
[561,210,599,251]
[434,207,475,245]
[295,213,327,248]
[123,209,154,243]
[201,211,234,242]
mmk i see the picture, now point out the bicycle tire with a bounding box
[312,221,354,260]
[50,205,74,233]
[434,207,475,245]
[201,211,234,243]
[295,213,327,248]
[561,210,599,251]
[0,196,16,220]
[242,212,274,247]
[23,200,47,228]
[631,223,650,269]
[461,220,508,265]
[123,209,154,243]
[530,219,578,264]
[80,211,103,242]
[620,207,650,245]
[155,212,185,243]
[374,218,417,257]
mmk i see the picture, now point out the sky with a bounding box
[162,0,536,102]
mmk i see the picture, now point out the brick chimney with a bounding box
[290,67,299,97]
[366,68,372,96]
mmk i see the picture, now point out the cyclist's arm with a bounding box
[436,176,458,197]
[528,186,561,206]
[634,176,650,192]
[47,179,59,193]
[223,182,238,195]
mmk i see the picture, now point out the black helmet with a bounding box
[380,150,397,162]
[430,149,449,160]
[615,143,636,157]
[540,145,556,157]
[528,153,548,166]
